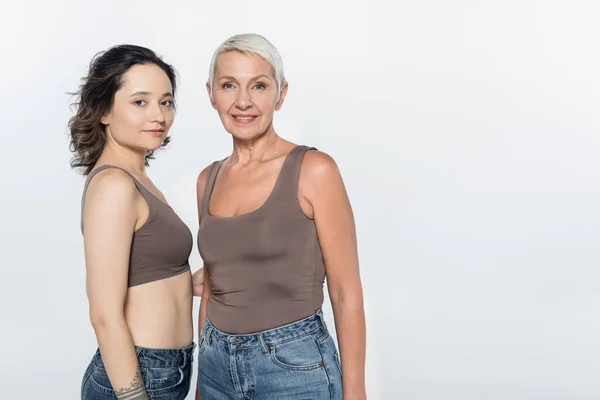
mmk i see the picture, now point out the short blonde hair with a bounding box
[208,33,286,97]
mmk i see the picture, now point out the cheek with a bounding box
[255,96,278,114]
[214,94,234,113]
[256,89,279,104]
[164,110,175,127]
[216,103,229,114]
[114,109,145,129]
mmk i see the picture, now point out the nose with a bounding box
[148,102,165,123]
[235,88,253,110]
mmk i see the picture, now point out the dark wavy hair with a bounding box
[68,44,177,175]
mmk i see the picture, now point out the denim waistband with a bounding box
[201,309,329,351]
[93,342,196,368]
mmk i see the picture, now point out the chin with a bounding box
[142,137,167,151]
[228,127,265,142]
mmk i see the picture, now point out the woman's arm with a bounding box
[301,151,367,400]
[83,169,148,400]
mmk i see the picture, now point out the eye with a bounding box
[134,99,146,106]
[222,82,235,89]
[162,100,174,107]
[253,83,266,90]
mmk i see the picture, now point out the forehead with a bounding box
[215,51,275,80]
[119,63,173,92]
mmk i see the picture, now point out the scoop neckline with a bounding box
[205,146,298,221]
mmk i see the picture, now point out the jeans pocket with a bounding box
[88,367,116,396]
[269,335,325,371]
[144,365,185,393]
[198,324,212,355]
[198,333,207,355]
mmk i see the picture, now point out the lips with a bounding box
[143,129,165,137]
[232,115,258,125]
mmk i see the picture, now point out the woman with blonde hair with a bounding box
[194,33,366,400]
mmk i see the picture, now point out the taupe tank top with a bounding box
[197,145,326,334]
[81,165,193,287]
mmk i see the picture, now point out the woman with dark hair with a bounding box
[70,44,196,400]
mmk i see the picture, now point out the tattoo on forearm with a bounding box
[115,370,148,400]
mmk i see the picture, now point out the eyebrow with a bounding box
[218,74,272,82]
[129,91,173,97]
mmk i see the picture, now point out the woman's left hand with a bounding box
[192,267,204,297]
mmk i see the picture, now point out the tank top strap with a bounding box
[83,165,152,197]
[80,165,154,232]
[201,160,224,216]
[271,145,317,202]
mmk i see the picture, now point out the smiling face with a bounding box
[101,63,175,153]
[208,51,288,141]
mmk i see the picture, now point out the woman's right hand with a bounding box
[192,267,204,296]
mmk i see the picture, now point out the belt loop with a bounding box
[316,309,329,337]
[188,342,196,365]
[258,333,269,355]
[317,308,325,326]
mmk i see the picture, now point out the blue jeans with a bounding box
[197,309,342,400]
[81,343,195,400]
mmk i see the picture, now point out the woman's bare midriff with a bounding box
[123,270,193,349]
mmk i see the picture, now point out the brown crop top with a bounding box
[81,165,193,287]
